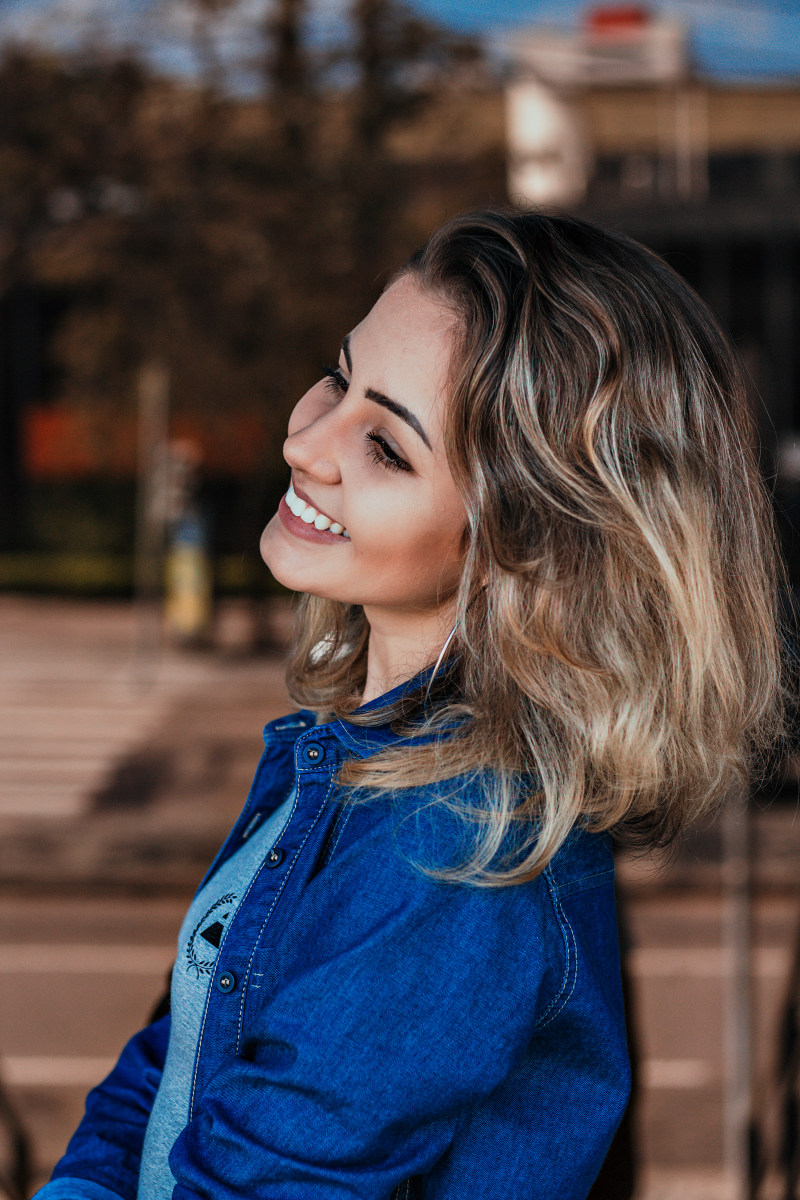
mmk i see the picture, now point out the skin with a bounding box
[260,274,467,704]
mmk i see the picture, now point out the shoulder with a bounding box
[545,823,616,898]
[324,770,616,923]
[333,768,615,887]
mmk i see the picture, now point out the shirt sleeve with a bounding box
[46,1012,171,1200]
[169,817,629,1200]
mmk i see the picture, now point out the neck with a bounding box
[359,603,456,706]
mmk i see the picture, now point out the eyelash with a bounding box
[322,365,349,395]
[322,365,411,474]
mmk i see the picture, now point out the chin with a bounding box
[259,519,336,601]
[259,521,297,577]
[259,515,278,562]
[259,516,293,586]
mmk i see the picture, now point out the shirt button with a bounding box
[302,741,325,764]
[266,846,284,868]
[216,970,236,994]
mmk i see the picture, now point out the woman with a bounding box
[36,210,785,1199]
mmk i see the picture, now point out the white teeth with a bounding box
[287,489,306,517]
[285,485,348,537]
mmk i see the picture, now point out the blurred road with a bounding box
[0,595,292,891]
[2,595,800,1199]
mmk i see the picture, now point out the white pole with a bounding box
[721,783,752,1200]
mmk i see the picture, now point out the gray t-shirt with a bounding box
[136,787,296,1200]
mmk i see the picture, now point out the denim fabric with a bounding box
[33,1182,119,1200]
[137,788,296,1200]
[41,671,630,1200]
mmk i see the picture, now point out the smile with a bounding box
[284,484,349,537]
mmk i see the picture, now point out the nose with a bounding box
[283,382,342,485]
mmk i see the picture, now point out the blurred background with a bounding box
[2,0,800,1197]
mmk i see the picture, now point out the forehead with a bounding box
[350,276,457,432]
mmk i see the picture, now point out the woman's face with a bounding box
[260,275,467,630]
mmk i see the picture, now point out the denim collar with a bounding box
[263,664,458,761]
[328,665,435,760]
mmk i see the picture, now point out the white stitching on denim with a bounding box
[189,773,307,1117]
[535,867,576,1029]
[535,867,568,1024]
[319,809,343,865]
[235,771,338,1050]
[188,752,276,1097]
[549,866,614,898]
[322,803,354,866]
[273,719,308,731]
[551,893,578,1020]
[537,883,579,1029]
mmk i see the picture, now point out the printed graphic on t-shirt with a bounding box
[185,892,236,976]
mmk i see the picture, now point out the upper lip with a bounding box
[291,477,343,527]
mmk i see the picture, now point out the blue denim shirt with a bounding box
[43,675,630,1200]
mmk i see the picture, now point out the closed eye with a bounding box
[365,431,411,473]
[323,364,348,395]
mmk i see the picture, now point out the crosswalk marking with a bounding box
[642,1059,714,1088]
[0,596,279,820]
[0,944,174,972]
[0,790,88,817]
[0,944,174,973]
[3,1056,117,1086]
[1,606,199,818]
[630,946,790,978]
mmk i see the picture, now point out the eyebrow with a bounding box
[341,334,432,452]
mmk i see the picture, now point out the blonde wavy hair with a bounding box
[286,209,787,885]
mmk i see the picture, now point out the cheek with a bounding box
[351,492,434,551]
[353,505,464,588]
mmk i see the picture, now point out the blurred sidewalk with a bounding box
[0,594,293,892]
[2,595,800,1200]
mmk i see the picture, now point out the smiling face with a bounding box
[259,275,467,644]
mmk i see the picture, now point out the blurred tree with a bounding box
[267,0,314,158]
[0,50,149,546]
[346,0,482,297]
[0,1,495,555]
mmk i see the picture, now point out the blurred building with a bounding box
[507,4,685,206]
[506,4,800,498]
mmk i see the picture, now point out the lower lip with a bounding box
[277,494,350,545]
